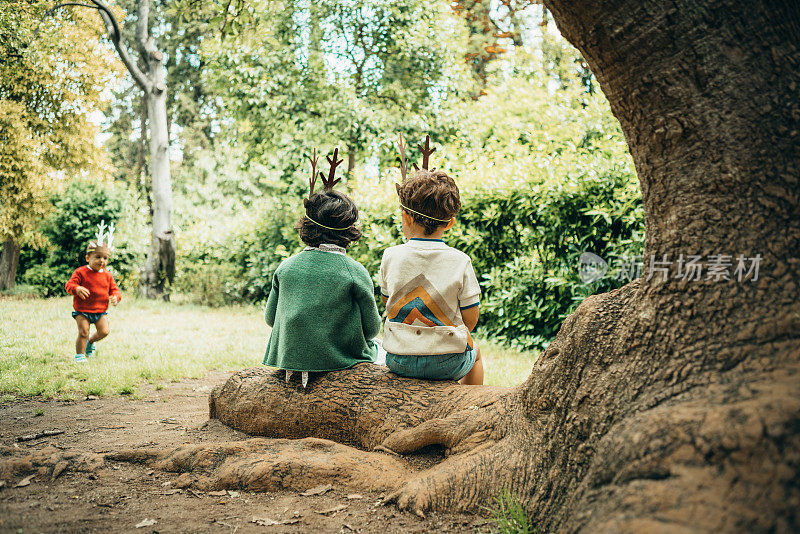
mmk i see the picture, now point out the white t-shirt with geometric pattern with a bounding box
[378,238,481,356]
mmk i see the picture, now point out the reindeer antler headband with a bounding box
[87,220,116,252]
[396,134,452,223]
[305,147,353,231]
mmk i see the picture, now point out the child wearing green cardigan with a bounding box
[262,188,382,387]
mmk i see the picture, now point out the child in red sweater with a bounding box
[65,243,122,363]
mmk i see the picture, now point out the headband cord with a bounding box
[305,214,353,231]
[399,204,452,223]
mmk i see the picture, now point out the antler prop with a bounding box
[397,134,409,182]
[106,222,115,249]
[322,148,343,190]
[96,220,107,244]
[309,148,319,196]
[90,219,116,250]
[413,134,436,171]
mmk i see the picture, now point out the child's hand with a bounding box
[110,295,118,306]
[75,286,90,299]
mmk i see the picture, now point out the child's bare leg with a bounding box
[459,346,483,385]
[89,316,110,344]
[74,315,91,354]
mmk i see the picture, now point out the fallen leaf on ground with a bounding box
[314,504,347,515]
[135,518,157,528]
[227,490,239,497]
[251,516,300,526]
[300,484,332,496]
[346,494,363,499]
[52,461,68,480]
[208,490,227,496]
[15,475,34,487]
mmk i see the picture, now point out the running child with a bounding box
[65,221,122,363]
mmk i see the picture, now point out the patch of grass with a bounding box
[486,490,536,534]
[478,339,538,387]
[0,297,266,398]
[86,384,105,396]
[0,296,538,398]
[33,408,44,416]
[0,394,16,403]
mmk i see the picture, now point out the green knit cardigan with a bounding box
[263,249,381,371]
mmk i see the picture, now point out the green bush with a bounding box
[456,165,643,350]
[19,263,72,298]
[175,196,303,306]
[171,54,644,351]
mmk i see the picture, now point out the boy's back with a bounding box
[379,238,480,356]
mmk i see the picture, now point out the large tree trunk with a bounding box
[0,237,20,290]
[203,1,800,530]
[41,1,796,531]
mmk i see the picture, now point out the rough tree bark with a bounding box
[49,0,176,299]
[196,1,800,530]
[0,237,20,290]
[13,1,797,531]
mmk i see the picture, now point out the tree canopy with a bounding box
[0,0,120,250]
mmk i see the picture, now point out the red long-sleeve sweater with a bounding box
[65,266,122,313]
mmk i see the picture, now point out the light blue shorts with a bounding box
[386,347,477,381]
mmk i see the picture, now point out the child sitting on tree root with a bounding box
[65,222,122,363]
[262,148,382,388]
[378,135,483,385]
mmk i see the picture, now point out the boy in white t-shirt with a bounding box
[378,162,483,385]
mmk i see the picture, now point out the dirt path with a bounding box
[0,372,489,533]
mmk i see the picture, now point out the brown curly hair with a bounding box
[395,169,461,235]
[296,190,362,248]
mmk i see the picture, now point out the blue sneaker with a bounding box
[86,342,96,358]
[75,354,87,363]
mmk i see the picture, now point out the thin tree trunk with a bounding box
[0,238,20,291]
[136,94,150,209]
[139,75,175,299]
[83,0,175,300]
[131,0,175,300]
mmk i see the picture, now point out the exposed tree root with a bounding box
[107,437,412,493]
[208,364,509,450]
[0,446,104,482]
